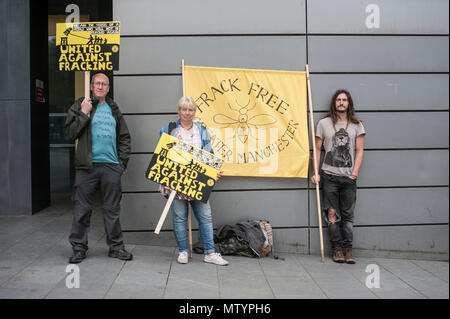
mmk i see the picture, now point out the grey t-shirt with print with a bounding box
[316,117,366,177]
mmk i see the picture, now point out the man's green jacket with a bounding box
[64,96,131,170]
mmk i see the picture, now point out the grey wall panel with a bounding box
[309,188,449,226]
[114,76,182,113]
[114,0,306,35]
[121,190,310,230]
[0,0,30,100]
[359,112,449,149]
[207,190,309,227]
[214,176,307,191]
[123,154,308,192]
[310,74,449,111]
[123,154,157,192]
[308,150,449,187]
[121,193,169,231]
[308,36,449,72]
[272,228,309,254]
[311,112,450,149]
[125,114,179,153]
[356,150,448,187]
[309,226,449,260]
[308,0,449,34]
[117,36,307,75]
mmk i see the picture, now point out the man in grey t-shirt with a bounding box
[311,89,365,264]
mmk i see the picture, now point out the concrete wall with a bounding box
[0,0,50,215]
[113,0,449,260]
[0,0,32,215]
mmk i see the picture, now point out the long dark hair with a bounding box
[326,89,361,125]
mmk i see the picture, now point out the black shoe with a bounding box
[69,250,86,264]
[108,248,133,261]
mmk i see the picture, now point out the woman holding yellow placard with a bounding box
[159,96,228,266]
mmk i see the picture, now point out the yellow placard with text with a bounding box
[56,21,120,71]
[145,133,223,203]
[184,65,309,178]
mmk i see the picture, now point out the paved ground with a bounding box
[0,194,448,299]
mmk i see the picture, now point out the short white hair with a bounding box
[177,96,196,111]
[91,73,109,85]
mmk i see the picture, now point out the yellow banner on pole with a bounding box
[184,65,309,178]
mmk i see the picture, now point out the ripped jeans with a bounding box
[321,172,357,249]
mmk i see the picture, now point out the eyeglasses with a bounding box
[92,82,109,87]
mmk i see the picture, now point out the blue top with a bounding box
[91,102,119,164]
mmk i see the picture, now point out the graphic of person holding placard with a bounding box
[311,90,365,264]
[65,73,133,264]
[159,96,229,266]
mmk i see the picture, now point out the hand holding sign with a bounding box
[81,97,92,115]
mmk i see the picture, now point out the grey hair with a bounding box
[177,96,196,111]
[91,73,109,85]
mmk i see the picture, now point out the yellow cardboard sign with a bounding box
[56,21,120,71]
[146,133,223,203]
[185,65,309,178]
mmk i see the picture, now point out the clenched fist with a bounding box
[81,97,92,116]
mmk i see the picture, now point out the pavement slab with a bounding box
[0,194,447,300]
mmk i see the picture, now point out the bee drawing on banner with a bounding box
[212,98,277,144]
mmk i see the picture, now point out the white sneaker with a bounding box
[204,252,229,266]
[177,251,188,264]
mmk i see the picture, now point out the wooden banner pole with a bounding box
[85,71,90,115]
[182,58,186,95]
[181,59,193,258]
[306,64,325,263]
[154,191,176,234]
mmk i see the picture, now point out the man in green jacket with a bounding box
[65,73,132,264]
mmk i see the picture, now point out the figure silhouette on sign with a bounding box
[63,28,72,36]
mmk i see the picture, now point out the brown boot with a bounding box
[332,248,345,263]
[344,248,356,264]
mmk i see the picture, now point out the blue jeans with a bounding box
[171,199,216,254]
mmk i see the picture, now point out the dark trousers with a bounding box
[69,163,125,252]
[321,172,357,249]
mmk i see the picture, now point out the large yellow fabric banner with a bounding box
[184,65,309,178]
